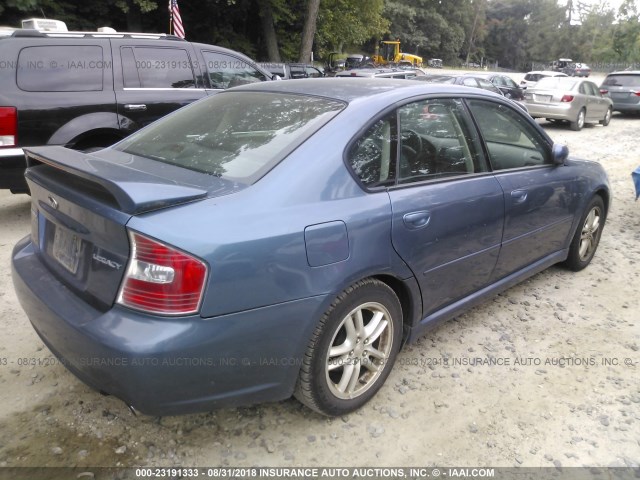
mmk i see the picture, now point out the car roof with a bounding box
[335,68,401,76]
[535,76,582,85]
[465,72,493,78]
[229,77,503,103]
[607,70,640,75]
[527,70,567,75]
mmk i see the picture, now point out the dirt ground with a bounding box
[0,72,638,470]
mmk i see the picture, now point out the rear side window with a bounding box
[122,47,195,88]
[585,82,601,96]
[115,92,344,184]
[347,114,397,188]
[17,45,104,92]
[397,98,485,183]
[602,74,640,87]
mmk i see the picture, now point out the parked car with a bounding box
[413,74,502,94]
[427,58,443,68]
[12,79,609,417]
[468,73,525,100]
[523,76,613,130]
[334,68,423,79]
[565,63,591,77]
[258,62,324,80]
[413,74,529,113]
[520,70,568,90]
[599,70,640,114]
[0,22,271,193]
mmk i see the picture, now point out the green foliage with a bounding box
[1,0,638,68]
[315,0,389,57]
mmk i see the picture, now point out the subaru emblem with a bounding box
[48,195,59,210]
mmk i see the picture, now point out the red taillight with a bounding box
[599,89,608,95]
[118,231,208,315]
[0,107,17,147]
[633,91,640,97]
[560,95,574,102]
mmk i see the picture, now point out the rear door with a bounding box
[112,40,207,134]
[12,40,117,147]
[466,99,577,280]
[387,98,504,315]
[584,81,608,119]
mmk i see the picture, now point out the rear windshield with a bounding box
[115,92,345,184]
[525,73,544,82]
[602,74,640,87]
[535,77,578,90]
[419,76,456,84]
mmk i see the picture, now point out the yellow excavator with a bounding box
[371,40,423,68]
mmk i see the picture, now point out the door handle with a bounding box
[511,189,528,204]
[403,211,431,229]
[124,104,147,111]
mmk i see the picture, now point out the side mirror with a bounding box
[272,74,282,81]
[552,143,569,165]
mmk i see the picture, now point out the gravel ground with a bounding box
[0,73,638,470]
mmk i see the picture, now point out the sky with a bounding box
[579,0,631,13]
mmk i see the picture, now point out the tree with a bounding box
[465,0,487,65]
[315,0,388,57]
[612,0,640,62]
[299,0,320,62]
[257,0,281,61]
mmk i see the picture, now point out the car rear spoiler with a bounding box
[24,146,208,215]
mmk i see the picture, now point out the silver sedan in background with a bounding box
[523,77,613,130]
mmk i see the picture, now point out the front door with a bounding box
[466,99,577,279]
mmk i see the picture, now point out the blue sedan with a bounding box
[12,79,609,416]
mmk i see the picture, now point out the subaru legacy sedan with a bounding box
[12,79,609,416]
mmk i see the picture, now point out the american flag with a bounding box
[169,0,185,39]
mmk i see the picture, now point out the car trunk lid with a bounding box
[24,146,240,311]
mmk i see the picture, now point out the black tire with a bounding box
[294,278,403,416]
[599,107,612,126]
[564,196,605,271]
[570,109,585,131]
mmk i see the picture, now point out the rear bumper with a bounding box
[612,102,640,113]
[12,236,327,415]
[525,102,575,120]
[0,148,28,192]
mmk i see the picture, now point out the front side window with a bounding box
[116,92,344,184]
[202,51,267,89]
[17,45,104,92]
[306,67,323,78]
[467,99,551,170]
[503,77,518,89]
[397,98,485,183]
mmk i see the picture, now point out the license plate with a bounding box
[535,95,552,103]
[52,226,82,274]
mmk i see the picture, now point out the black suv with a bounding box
[0,29,271,193]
